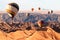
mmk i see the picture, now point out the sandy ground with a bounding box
[0,27,60,40]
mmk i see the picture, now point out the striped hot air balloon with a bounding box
[6,3,19,19]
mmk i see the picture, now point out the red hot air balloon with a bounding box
[51,10,53,13]
[31,8,34,12]
[38,7,41,10]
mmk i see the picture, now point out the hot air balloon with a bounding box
[51,10,53,13]
[31,8,34,12]
[6,3,19,19]
[38,7,41,10]
[26,13,30,17]
[48,11,50,14]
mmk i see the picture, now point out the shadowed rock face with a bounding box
[0,21,60,33]
[49,22,60,33]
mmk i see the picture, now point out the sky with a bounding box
[0,0,60,11]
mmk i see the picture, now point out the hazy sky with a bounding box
[0,0,60,11]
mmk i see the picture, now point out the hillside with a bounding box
[0,27,60,40]
[0,13,60,40]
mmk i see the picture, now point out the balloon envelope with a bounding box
[6,3,19,18]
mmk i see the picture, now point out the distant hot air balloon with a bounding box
[6,3,19,19]
[26,13,30,17]
[38,7,41,10]
[37,20,44,28]
[31,8,34,12]
[51,10,53,13]
[48,11,50,14]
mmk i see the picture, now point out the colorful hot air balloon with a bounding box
[6,3,19,19]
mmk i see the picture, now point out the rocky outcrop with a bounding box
[0,27,60,40]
